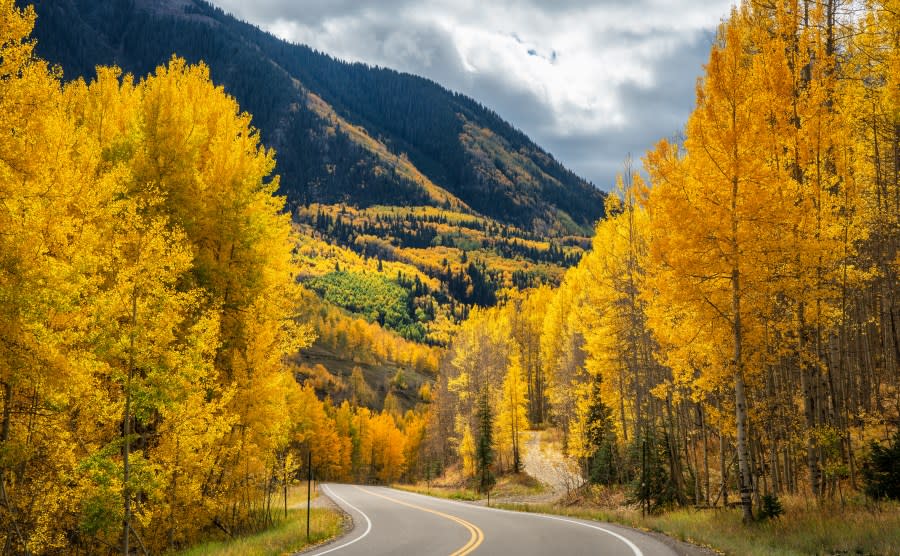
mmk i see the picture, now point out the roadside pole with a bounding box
[307,449,312,540]
[641,439,647,518]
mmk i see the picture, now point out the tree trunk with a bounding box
[730,161,753,522]
[701,404,710,506]
[799,307,822,499]
[734,369,754,523]
[123,289,138,556]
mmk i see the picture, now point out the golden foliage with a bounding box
[0,8,428,552]
[435,1,900,515]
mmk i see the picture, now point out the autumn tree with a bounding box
[433,0,898,526]
[643,4,797,522]
[496,352,529,473]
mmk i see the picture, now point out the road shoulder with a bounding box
[397,486,720,556]
[294,486,355,555]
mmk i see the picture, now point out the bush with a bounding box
[863,430,900,501]
[757,494,783,521]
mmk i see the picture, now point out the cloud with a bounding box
[208,0,732,189]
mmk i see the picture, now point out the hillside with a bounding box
[26,0,606,236]
[5,0,898,553]
[23,0,610,414]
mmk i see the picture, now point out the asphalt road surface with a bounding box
[306,483,680,556]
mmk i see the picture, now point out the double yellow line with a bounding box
[353,486,484,555]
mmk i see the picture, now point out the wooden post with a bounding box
[307,449,312,541]
[641,438,647,518]
[283,455,288,519]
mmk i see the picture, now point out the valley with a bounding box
[3,1,899,555]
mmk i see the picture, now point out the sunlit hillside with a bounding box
[4,1,899,555]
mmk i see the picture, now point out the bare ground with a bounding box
[479,429,584,505]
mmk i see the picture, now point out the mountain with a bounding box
[26,0,605,236]
[22,0,607,412]
[25,0,604,366]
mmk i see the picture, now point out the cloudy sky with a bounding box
[208,0,735,190]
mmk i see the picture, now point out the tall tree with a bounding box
[497,352,529,473]
[475,387,496,494]
[643,4,794,522]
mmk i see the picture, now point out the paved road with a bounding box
[305,483,679,556]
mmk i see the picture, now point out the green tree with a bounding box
[863,430,900,501]
[584,373,616,485]
[475,387,496,494]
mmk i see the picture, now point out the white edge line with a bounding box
[387,487,644,556]
[308,484,373,555]
[527,513,644,556]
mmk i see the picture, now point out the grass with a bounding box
[175,508,342,556]
[492,493,900,556]
[394,483,481,501]
[175,484,343,556]
[395,472,545,502]
[491,472,547,498]
[642,498,900,556]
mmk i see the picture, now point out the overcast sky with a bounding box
[208,0,735,190]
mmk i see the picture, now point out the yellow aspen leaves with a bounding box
[435,1,898,518]
[0,3,386,551]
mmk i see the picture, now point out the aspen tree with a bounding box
[497,352,529,472]
[541,268,588,448]
[644,4,792,522]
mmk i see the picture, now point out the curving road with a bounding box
[305,484,681,556]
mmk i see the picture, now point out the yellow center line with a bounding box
[353,486,484,555]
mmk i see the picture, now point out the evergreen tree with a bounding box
[475,387,496,494]
[863,430,900,501]
[584,373,616,485]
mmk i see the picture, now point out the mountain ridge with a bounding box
[26,0,605,236]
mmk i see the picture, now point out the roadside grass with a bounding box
[395,472,545,502]
[643,501,900,555]
[494,473,546,497]
[493,493,900,556]
[286,480,321,507]
[394,483,481,501]
[175,508,342,556]
[175,484,343,556]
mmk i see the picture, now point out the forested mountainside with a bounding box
[27,0,603,353]
[26,0,605,235]
[4,0,900,553]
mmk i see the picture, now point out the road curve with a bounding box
[305,483,679,556]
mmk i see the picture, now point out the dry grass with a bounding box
[394,483,481,501]
[643,497,900,555]
[494,492,900,556]
[395,472,545,502]
[173,508,342,556]
[174,485,342,556]
[493,473,547,497]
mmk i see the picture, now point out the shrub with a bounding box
[862,430,900,501]
[757,494,784,521]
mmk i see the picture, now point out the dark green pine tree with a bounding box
[585,373,610,452]
[863,429,900,501]
[585,372,616,485]
[475,386,496,494]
